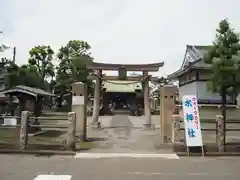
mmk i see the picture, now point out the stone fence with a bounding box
[172,115,240,152]
[19,111,76,151]
[175,104,240,119]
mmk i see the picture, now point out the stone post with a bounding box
[160,85,177,144]
[20,111,29,150]
[66,112,76,151]
[143,71,151,128]
[91,70,101,128]
[216,115,224,152]
[172,115,181,144]
[71,82,87,141]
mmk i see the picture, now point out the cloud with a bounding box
[1,0,240,77]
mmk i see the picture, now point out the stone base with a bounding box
[76,134,86,141]
[143,123,154,130]
[91,121,101,129]
[160,136,172,144]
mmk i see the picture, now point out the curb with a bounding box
[0,149,76,156]
[176,152,240,156]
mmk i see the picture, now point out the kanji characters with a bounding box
[184,99,192,107]
[187,128,196,138]
[185,113,194,122]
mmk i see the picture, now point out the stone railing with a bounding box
[172,115,240,152]
[20,111,76,151]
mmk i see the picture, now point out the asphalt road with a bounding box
[0,154,240,180]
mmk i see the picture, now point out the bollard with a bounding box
[216,115,224,152]
[20,111,29,150]
[66,112,76,151]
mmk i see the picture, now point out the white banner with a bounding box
[182,95,203,147]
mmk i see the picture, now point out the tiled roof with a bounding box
[0,85,55,97]
[168,45,211,79]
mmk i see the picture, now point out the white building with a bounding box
[168,45,235,104]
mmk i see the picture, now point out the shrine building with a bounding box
[168,45,236,104]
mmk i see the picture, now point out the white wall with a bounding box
[179,82,197,100]
[196,81,231,101]
[179,81,232,101]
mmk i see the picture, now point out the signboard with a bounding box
[3,117,17,126]
[72,96,84,106]
[182,95,203,147]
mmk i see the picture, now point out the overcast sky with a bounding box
[1,0,240,76]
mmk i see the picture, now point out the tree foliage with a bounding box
[0,44,8,53]
[54,40,94,95]
[2,46,52,89]
[28,45,55,87]
[151,76,173,97]
[204,19,240,146]
[155,76,172,86]
[5,64,42,88]
[204,19,240,96]
[0,31,8,53]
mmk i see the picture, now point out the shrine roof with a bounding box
[0,85,55,97]
[87,62,164,71]
[168,45,211,79]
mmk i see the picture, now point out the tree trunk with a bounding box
[221,88,227,151]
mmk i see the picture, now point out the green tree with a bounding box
[0,31,8,52]
[155,76,172,86]
[204,19,240,146]
[0,33,10,72]
[151,76,173,97]
[55,40,94,95]
[28,45,55,88]
[5,64,42,88]
[0,44,8,53]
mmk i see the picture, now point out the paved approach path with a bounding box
[87,114,167,153]
[0,154,240,180]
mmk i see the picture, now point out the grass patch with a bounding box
[76,141,97,150]
[28,130,66,145]
[0,128,19,139]
[0,128,20,144]
[34,130,66,138]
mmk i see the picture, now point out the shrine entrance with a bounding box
[83,62,179,153]
[87,62,164,128]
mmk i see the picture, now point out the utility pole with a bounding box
[12,47,16,63]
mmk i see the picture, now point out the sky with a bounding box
[1,0,240,77]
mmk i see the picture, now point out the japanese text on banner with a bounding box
[183,97,199,130]
[182,95,203,147]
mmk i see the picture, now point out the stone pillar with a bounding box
[20,111,29,150]
[172,115,181,144]
[91,70,101,128]
[160,85,177,144]
[143,71,151,128]
[66,112,76,151]
[216,115,224,152]
[71,82,87,141]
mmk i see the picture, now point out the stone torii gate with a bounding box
[87,62,164,128]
